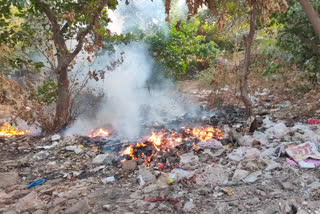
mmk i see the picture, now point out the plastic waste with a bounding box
[228,147,260,162]
[168,168,195,184]
[197,139,223,149]
[265,122,290,138]
[242,171,262,183]
[28,178,47,189]
[286,142,320,162]
[101,176,115,184]
[306,119,320,124]
[137,175,145,186]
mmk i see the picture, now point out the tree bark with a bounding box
[298,0,320,40]
[55,61,70,129]
[34,0,109,131]
[240,6,256,118]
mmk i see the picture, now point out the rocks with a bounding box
[179,152,199,166]
[92,154,109,164]
[15,191,45,212]
[183,201,195,212]
[65,145,83,154]
[137,168,156,185]
[33,151,50,160]
[0,172,19,189]
[142,184,158,193]
[103,204,112,211]
[122,160,137,171]
[64,199,91,214]
[51,134,61,141]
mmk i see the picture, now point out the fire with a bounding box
[185,126,223,141]
[88,128,109,138]
[119,126,223,165]
[120,145,137,161]
[0,123,29,137]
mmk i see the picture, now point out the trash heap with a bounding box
[0,112,320,214]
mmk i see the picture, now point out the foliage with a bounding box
[35,80,57,104]
[273,0,320,83]
[0,74,55,133]
[146,18,218,79]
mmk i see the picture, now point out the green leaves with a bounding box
[147,18,218,79]
[274,0,320,82]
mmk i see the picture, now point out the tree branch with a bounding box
[70,0,109,60]
[34,0,68,53]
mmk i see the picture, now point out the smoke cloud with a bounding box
[65,0,193,138]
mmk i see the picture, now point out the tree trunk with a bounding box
[240,5,257,132]
[54,63,70,130]
[298,0,320,40]
[240,6,256,117]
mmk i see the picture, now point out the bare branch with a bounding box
[70,0,109,60]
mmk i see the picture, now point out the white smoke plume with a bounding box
[65,0,193,138]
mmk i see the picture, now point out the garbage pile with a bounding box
[0,112,320,214]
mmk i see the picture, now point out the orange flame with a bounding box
[186,127,223,141]
[119,126,223,165]
[120,145,137,160]
[0,123,29,138]
[88,128,109,138]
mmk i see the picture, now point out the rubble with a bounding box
[1,108,320,213]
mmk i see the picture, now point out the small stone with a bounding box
[143,184,158,193]
[51,134,61,141]
[138,169,156,184]
[180,152,199,166]
[105,190,119,200]
[158,203,170,211]
[147,202,157,211]
[33,151,50,160]
[103,204,112,211]
[64,199,91,214]
[122,160,137,171]
[92,154,109,164]
[252,140,261,148]
[183,201,195,212]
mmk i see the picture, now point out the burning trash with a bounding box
[88,128,110,138]
[119,126,223,165]
[0,123,29,137]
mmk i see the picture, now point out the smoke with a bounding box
[65,0,193,138]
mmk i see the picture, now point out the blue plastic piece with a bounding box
[28,178,47,189]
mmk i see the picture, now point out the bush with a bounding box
[273,0,320,83]
[146,18,218,79]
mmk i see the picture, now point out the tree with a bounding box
[298,0,320,40]
[165,0,287,131]
[1,0,117,131]
[274,0,320,82]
